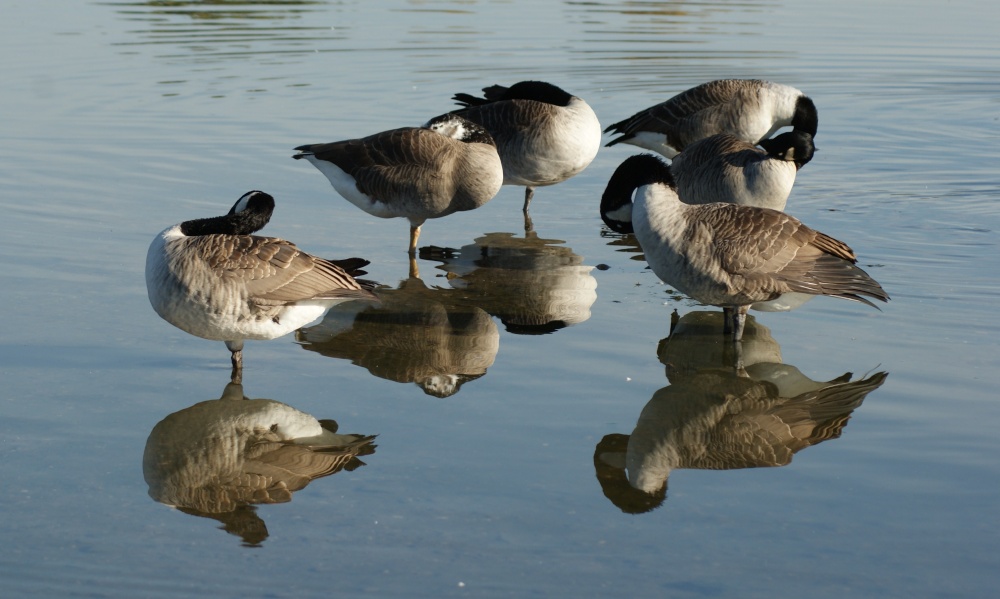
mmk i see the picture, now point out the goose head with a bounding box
[759,131,816,170]
[424,113,497,147]
[180,190,275,237]
[600,154,675,234]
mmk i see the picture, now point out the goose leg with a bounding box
[409,255,420,279]
[408,224,421,255]
[523,186,536,212]
[731,306,749,341]
[722,307,733,335]
[225,340,244,385]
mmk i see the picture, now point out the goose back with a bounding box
[604,79,817,158]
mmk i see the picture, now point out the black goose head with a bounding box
[491,81,574,107]
[600,154,674,234]
[759,131,816,169]
[180,190,275,237]
[424,113,497,146]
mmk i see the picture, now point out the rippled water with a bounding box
[2,0,998,597]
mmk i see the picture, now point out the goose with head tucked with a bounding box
[670,131,815,211]
[450,80,602,211]
[604,79,818,158]
[145,191,379,382]
[293,113,503,254]
[600,155,888,341]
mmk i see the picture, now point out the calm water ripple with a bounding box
[2,0,999,597]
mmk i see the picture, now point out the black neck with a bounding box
[180,205,272,236]
[600,154,673,234]
[792,96,819,137]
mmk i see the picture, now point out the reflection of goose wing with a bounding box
[144,394,376,516]
[296,279,499,395]
[422,232,597,332]
[627,371,886,492]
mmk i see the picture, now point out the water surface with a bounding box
[2,0,998,597]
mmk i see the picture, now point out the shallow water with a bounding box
[2,0,998,597]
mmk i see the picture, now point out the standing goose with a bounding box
[604,79,818,158]
[145,190,378,382]
[600,155,888,340]
[670,131,815,211]
[451,80,602,211]
[293,113,503,254]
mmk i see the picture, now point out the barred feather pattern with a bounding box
[604,79,808,157]
[294,127,502,221]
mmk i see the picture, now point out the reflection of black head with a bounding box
[417,372,485,398]
[501,318,568,335]
[593,434,666,514]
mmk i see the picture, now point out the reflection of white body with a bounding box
[429,232,598,332]
[595,311,887,511]
[143,384,376,513]
[297,277,500,397]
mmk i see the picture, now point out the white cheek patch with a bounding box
[232,192,254,214]
[604,202,633,226]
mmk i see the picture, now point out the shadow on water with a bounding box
[593,310,888,514]
[143,380,377,546]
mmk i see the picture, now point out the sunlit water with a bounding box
[2,1,998,597]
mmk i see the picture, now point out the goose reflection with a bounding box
[595,311,887,514]
[296,276,499,397]
[143,382,376,546]
[420,230,598,334]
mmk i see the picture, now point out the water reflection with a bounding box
[594,311,887,514]
[105,0,341,59]
[421,230,598,334]
[143,381,376,546]
[296,276,499,397]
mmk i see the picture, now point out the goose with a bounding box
[293,113,503,254]
[600,155,889,341]
[604,79,818,158]
[145,190,378,382]
[670,131,815,211]
[450,80,602,211]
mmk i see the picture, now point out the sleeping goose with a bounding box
[293,113,503,254]
[451,80,602,211]
[604,79,818,158]
[670,131,815,211]
[600,155,889,341]
[145,190,378,382]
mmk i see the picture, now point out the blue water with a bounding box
[2,0,998,597]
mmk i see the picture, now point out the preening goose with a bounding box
[451,80,602,211]
[600,155,889,340]
[145,191,378,382]
[293,113,503,254]
[604,79,818,158]
[670,131,815,211]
